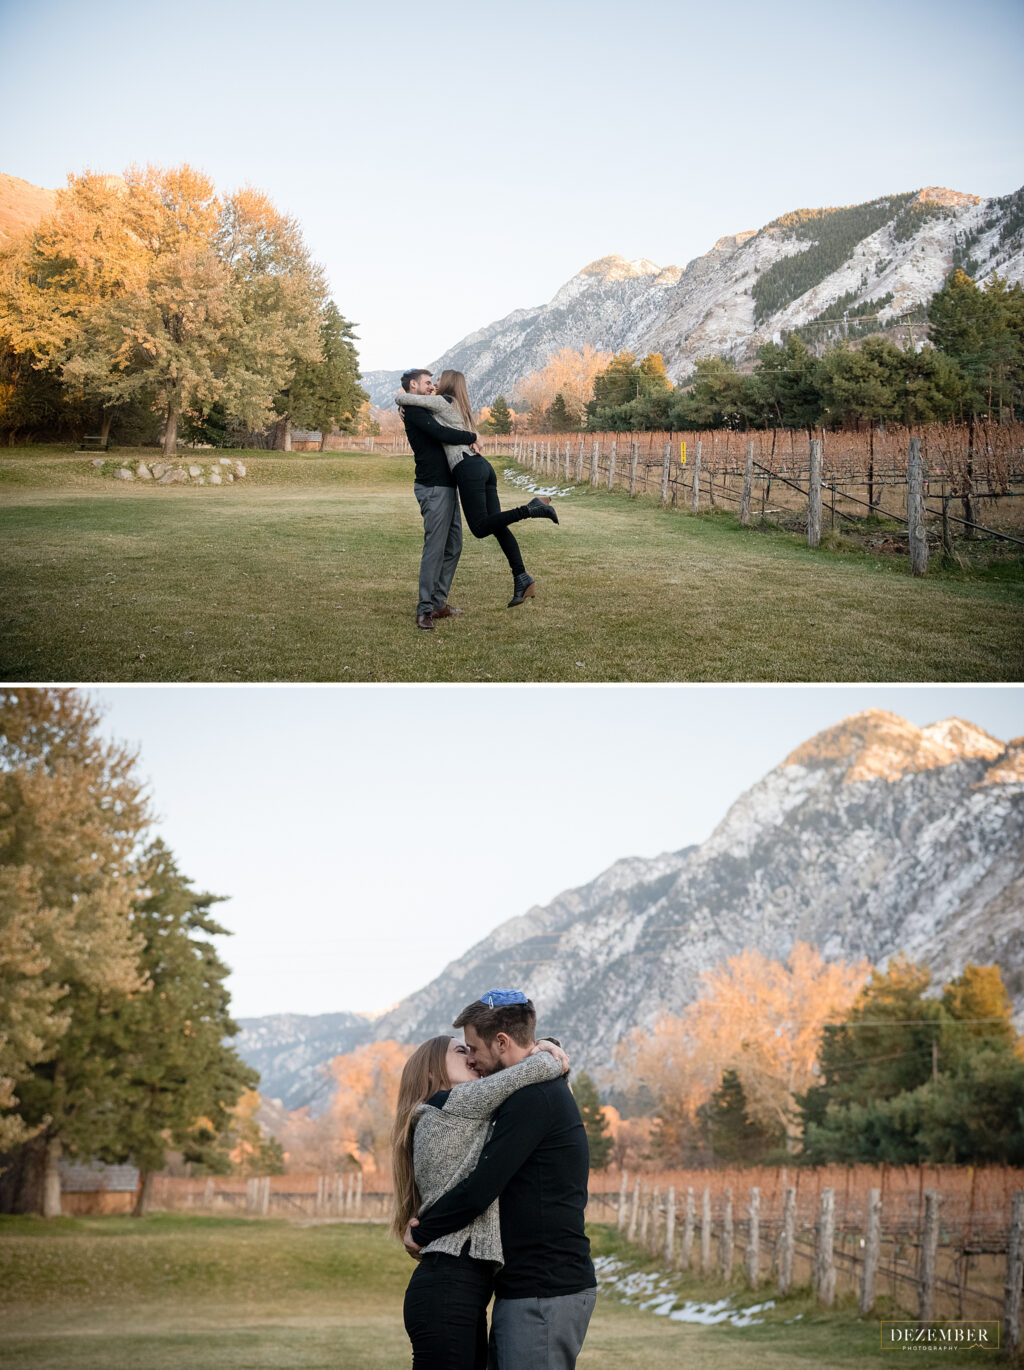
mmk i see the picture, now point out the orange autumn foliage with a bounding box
[618,943,871,1150]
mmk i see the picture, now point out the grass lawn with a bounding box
[1,448,1021,682]
[0,1215,904,1370]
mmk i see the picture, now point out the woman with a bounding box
[391,1034,568,1368]
[396,371,558,607]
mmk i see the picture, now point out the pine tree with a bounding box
[545,392,573,433]
[485,394,512,434]
[103,840,258,1214]
[572,1071,611,1169]
[695,1070,779,1164]
[283,301,368,447]
[0,689,149,1212]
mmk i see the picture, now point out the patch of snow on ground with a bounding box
[592,1255,776,1327]
[501,468,574,498]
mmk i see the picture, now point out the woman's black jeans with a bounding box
[455,454,527,576]
[403,1249,495,1370]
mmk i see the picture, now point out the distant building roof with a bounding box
[291,429,322,442]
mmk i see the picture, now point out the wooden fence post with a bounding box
[590,440,599,486]
[747,1187,760,1287]
[617,1171,629,1231]
[546,441,552,475]
[629,440,639,495]
[720,1187,734,1279]
[355,1172,363,1217]
[739,440,754,525]
[627,1176,641,1242]
[576,438,585,483]
[607,440,617,491]
[532,441,537,471]
[649,1186,660,1256]
[203,1178,215,1209]
[665,1186,676,1266]
[1004,1191,1024,1354]
[701,1186,712,1275]
[808,438,822,548]
[815,1187,836,1306]
[860,1187,882,1314]
[907,437,928,575]
[918,1189,941,1321]
[692,440,702,513]
[681,1187,695,1270]
[639,1184,650,1246]
[779,1185,796,1295]
[661,441,671,505]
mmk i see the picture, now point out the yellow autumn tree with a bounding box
[513,345,612,430]
[0,165,323,457]
[619,944,871,1152]
[328,1040,412,1175]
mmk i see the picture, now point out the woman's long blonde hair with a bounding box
[434,370,474,431]
[389,1035,454,1240]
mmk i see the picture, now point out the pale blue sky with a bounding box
[92,685,1023,1019]
[2,0,1022,369]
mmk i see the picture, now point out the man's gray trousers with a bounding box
[414,482,462,616]
[487,1288,596,1370]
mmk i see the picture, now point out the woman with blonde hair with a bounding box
[391,1032,568,1368]
[396,370,558,607]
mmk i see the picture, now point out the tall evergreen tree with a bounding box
[573,1071,611,1169]
[101,840,257,1214]
[0,689,149,1213]
[280,301,367,448]
[695,1069,780,1164]
[484,394,512,434]
[545,392,573,432]
[928,269,1016,418]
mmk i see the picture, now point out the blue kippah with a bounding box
[480,988,528,1008]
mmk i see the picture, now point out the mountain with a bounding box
[361,185,1024,408]
[236,710,1024,1109]
[232,1010,380,1110]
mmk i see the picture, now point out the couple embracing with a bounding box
[391,990,596,1369]
[398,370,560,630]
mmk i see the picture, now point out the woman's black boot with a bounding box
[526,497,558,523]
[507,572,535,607]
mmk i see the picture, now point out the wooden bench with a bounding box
[77,435,110,452]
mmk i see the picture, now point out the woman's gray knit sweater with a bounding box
[412,1050,563,1264]
[395,391,474,471]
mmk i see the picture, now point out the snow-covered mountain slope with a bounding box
[237,710,1024,1109]
[362,185,1024,408]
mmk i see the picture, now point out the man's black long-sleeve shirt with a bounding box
[402,403,476,488]
[413,1074,595,1299]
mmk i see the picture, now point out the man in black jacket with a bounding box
[405,991,597,1369]
[401,368,478,630]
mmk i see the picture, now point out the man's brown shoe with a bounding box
[416,612,434,630]
[432,604,464,619]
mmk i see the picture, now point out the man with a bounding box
[405,990,596,1370]
[400,368,478,630]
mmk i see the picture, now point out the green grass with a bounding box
[0,1215,908,1370]
[1,448,1021,681]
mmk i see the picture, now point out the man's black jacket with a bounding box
[403,403,476,488]
[413,1074,595,1299]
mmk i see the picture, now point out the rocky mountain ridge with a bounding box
[362,184,1024,408]
[235,710,1024,1110]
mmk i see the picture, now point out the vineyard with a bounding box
[104,1163,1024,1347]
[338,423,1024,553]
